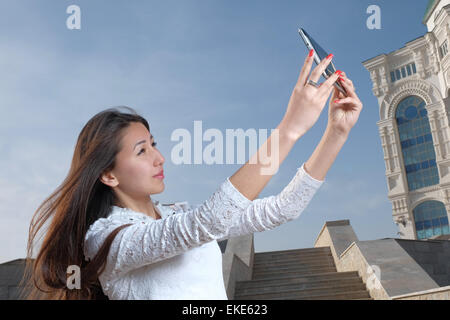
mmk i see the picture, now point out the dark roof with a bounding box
[0,258,29,266]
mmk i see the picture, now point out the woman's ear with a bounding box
[99,170,119,187]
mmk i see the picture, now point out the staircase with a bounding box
[234,247,373,300]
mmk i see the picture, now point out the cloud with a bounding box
[0,136,74,263]
[313,176,390,217]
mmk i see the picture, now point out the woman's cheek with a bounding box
[133,162,154,182]
[119,162,144,186]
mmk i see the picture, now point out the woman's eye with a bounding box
[138,142,156,155]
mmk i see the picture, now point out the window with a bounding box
[395,96,439,191]
[439,40,448,59]
[407,65,412,76]
[390,63,417,83]
[414,201,450,240]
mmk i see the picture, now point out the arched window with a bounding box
[413,200,450,239]
[395,96,439,191]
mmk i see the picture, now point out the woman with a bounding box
[21,49,363,299]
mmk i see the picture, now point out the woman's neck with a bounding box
[116,198,161,219]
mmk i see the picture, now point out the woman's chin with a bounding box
[150,183,165,194]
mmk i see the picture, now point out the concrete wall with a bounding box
[221,234,254,299]
[338,242,390,300]
[352,239,440,298]
[395,239,450,286]
[314,220,358,265]
[391,285,450,300]
[314,219,448,300]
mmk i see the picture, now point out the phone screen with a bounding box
[299,28,347,96]
[301,28,335,78]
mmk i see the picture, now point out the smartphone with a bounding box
[298,27,347,96]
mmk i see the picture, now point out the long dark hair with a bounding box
[19,106,151,299]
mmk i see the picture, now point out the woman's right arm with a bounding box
[229,50,341,201]
[215,119,353,242]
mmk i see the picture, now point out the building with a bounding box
[362,0,450,240]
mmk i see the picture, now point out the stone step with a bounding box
[237,271,361,288]
[252,269,347,281]
[271,290,372,300]
[253,254,334,265]
[255,247,331,256]
[253,260,335,272]
[236,275,363,290]
[254,251,333,262]
[236,278,366,296]
[254,263,337,273]
[253,263,336,275]
[252,266,337,279]
[235,283,370,300]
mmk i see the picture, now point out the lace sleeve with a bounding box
[216,162,324,241]
[84,173,254,282]
[84,162,324,283]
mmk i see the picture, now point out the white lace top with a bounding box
[83,162,324,300]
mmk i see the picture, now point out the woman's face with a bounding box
[103,122,165,198]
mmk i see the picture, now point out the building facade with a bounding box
[362,0,450,240]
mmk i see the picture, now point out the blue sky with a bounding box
[0,0,431,263]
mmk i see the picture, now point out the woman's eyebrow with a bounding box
[133,135,154,150]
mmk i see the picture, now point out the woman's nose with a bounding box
[155,151,165,166]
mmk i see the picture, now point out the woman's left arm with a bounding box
[304,71,363,180]
[216,72,363,241]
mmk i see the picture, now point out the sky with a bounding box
[0,0,432,263]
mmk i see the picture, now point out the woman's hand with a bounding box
[280,50,342,141]
[326,71,363,138]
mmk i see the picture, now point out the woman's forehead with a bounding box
[122,123,152,149]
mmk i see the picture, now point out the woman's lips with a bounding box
[153,170,164,179]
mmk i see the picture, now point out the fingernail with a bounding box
[327,53,333,60]
[334,100,340,103]
[309,49,314,57]
[336,70,342,75]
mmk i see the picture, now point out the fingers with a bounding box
[336,86,346,99]
[330,85,339,103]
[333,97,356,105]
[330,81,346,100]
[309,53,333,83]
[339,71,355,90]
[318,70,341,97]
[297,49,315,87]
[333,96,363,111]
[337,75,358,99]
